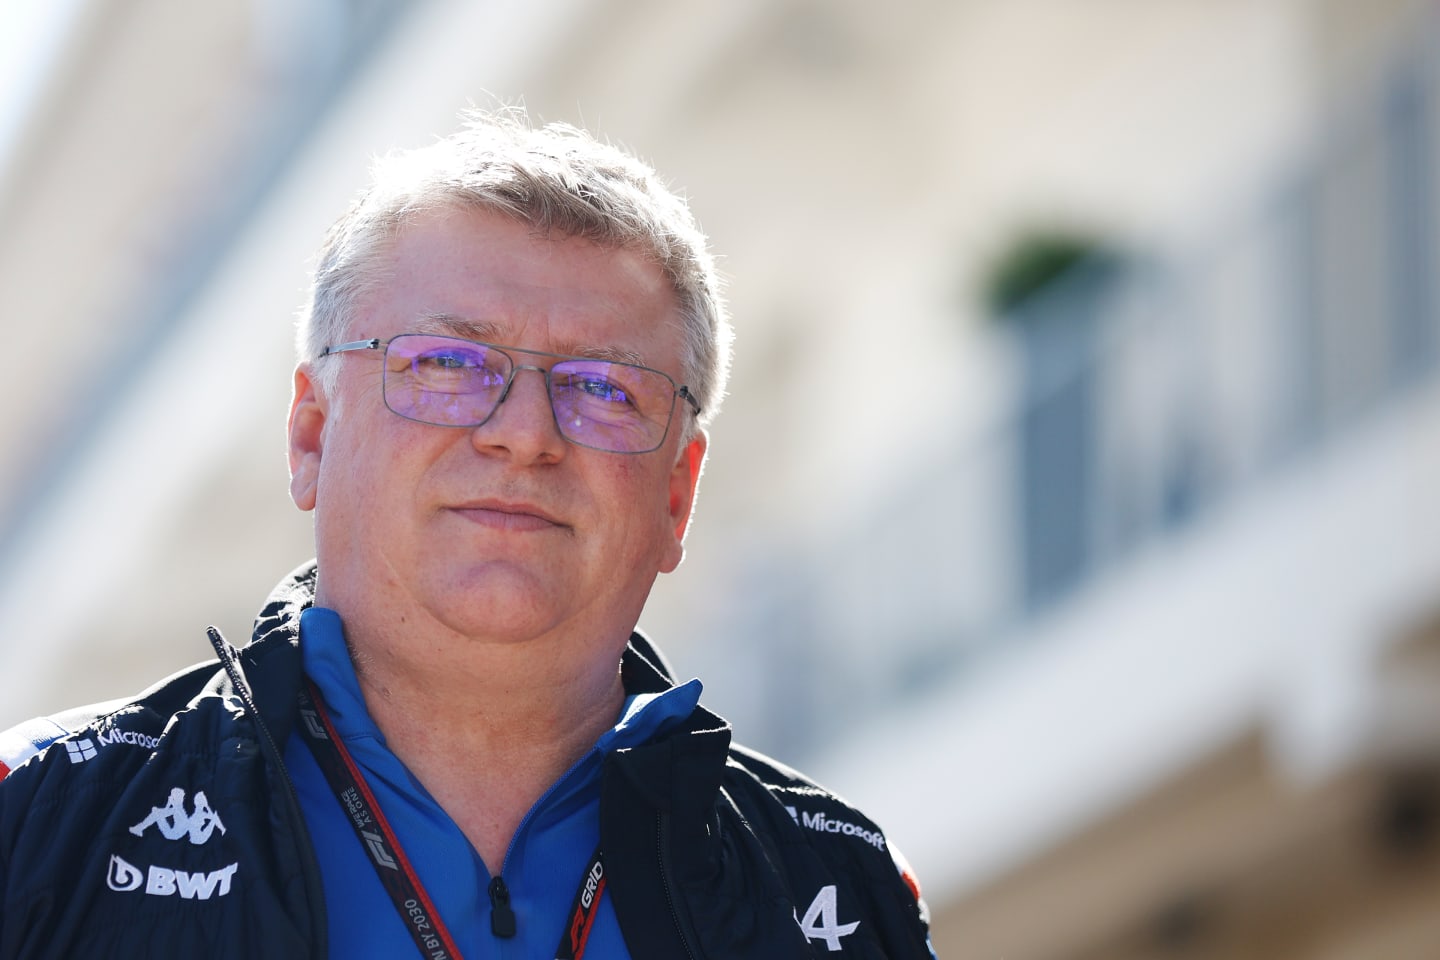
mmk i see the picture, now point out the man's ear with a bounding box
[287,364,327,512]
[660,429,708,573]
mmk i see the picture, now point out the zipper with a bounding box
[485,744,603,941]
[208,627,306,813]
[207,625,329,959]
[656,811,700,960]
[488,875,517,937]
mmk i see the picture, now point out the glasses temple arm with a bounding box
[318,338,382,357]
[677,386,702,416]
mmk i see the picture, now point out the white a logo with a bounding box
[129,788,227,845]
[797,885,860,952]
[106,855,144,892]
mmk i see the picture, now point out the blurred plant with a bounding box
[981,229,1119,318]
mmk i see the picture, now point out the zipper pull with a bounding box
[489,875,517,938]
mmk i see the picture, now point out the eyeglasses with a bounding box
[318,333,700,454]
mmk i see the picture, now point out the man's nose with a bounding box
[471,365,566,461]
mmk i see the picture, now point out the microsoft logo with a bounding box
[65,739,98,764]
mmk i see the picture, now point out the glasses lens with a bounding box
[383,335,509,426]
[549,360,677,453]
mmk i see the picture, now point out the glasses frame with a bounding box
[318,334,701,455]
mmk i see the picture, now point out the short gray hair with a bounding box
[297,107,731,429]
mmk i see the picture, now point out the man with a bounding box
[0,110,934,958]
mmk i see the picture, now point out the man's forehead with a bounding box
[357,208,685,368]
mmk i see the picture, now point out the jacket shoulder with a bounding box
[723,742,894,860]
[0,648,325,958]
[722,742,936,957]
[0,660,218,783]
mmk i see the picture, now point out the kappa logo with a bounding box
[106,854,238,900]
[64,739,98,764]
[797,885,860,952]
[129,788,227,845]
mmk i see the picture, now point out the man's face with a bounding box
[287,208,707,647]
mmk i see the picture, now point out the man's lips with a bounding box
[447,500,567,532]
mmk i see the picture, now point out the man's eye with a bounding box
[578,378,632,405]
[422,351,474,369]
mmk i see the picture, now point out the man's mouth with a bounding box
[448,500,566,532]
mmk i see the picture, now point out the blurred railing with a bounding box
[710,19,1440,760]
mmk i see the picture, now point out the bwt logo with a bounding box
[107,855,238,900]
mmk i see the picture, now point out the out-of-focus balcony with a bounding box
[1,2,1439,956]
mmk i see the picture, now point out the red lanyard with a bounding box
[297,682,608,960]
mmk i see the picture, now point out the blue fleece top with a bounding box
[282,607,702,959]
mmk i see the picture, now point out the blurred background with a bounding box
[2,0,1439,956]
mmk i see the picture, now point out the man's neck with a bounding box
[348,628,627,874]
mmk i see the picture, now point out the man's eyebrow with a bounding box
[558,343,647,366]
[416,313,647,367]
[417,313,500,341]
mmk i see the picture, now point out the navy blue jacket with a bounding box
[0,564,934,958]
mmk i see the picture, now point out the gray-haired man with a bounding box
[0,109,935,959]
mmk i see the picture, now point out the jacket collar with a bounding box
[231,560,719,755]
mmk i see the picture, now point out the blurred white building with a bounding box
[1,1,1438,956]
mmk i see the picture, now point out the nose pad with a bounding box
[494,373,518,406]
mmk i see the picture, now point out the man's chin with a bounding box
[420,572,571,642]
